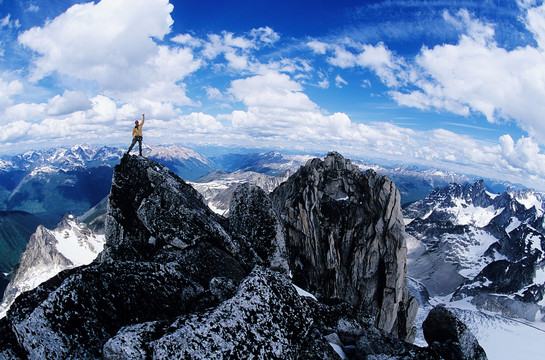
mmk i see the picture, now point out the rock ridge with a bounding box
[0,153,485,359]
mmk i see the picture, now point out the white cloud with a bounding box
[307,4,545,152]
[177,112,224,133]
[26,4,39,13]
[171,33,202,47]
[307,40,328,54]
[204,86,222,100]
[17,0,200,96]
[499,135,545,177]
[229,71,316,111]
[328,45,357,68]
[0,77,23,109]
[389,7,545,145]
[47,91,92,116]
[318,41,404,87]
[1,121,32,142]
[224,51,250,70]
[335,75,348,88]
[0,15,10,28]
[318,79,330,89]
[0,14,20,29]
[250,27,280,45]
[201,27,280,73]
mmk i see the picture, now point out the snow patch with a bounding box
[54,219,104,265]
[514,192,544,215]
[329,343,348,359]
[506,218,521,234]
[448,199,503,227]
[293,284,317,300]
[412,294,545,360]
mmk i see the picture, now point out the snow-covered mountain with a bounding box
[0,214,104,318]
[404,180,545,360]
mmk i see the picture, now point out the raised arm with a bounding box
[141,113,145,126]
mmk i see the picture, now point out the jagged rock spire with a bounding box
[101,154,238,262]
[271,151,417,341]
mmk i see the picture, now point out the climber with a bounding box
[127,113,145,156]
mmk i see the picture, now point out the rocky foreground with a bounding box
[0,153,486,359]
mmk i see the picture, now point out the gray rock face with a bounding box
[228,183,289,272]
[271,151,417,341]
[423,306,487,360]
[101,154,238,262]
[103,267,320,360]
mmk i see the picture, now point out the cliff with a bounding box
[0,153,484,359]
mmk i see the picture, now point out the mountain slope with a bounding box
[0,211,43,275]
[0,153,479,359]
[0,144,216,283]
[0,215,104,318]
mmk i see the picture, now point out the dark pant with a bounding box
[128,136,143,155]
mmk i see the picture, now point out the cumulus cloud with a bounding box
[0,76,23,109]
[17,0,200,98]
[47,91,92,116]
[390,7,545,145]
[224,71,421,152]
[499,135,545,177]
[229,71,316,111]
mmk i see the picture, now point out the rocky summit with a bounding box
[270,151,417,342]
[0,152,485,359]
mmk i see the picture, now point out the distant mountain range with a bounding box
[404,180,545,358]
[0,145,529,275]
[0,144,216,227]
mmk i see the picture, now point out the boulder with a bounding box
[423,306,487,360]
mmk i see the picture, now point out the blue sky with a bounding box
[1,0,545,190]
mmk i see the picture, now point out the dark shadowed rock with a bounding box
[104,267,329,360]
[423,306,487,360]
[101,154,238,262]
[228,183,289,272]
[271,151,417,341]
[0,155,247,359]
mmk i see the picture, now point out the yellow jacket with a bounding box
[132,117,144,137]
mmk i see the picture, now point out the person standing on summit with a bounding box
[127,113,145,156]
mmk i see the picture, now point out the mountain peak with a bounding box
[272,152,416,341]
[101,154,236,262]
[0,152,484,359]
